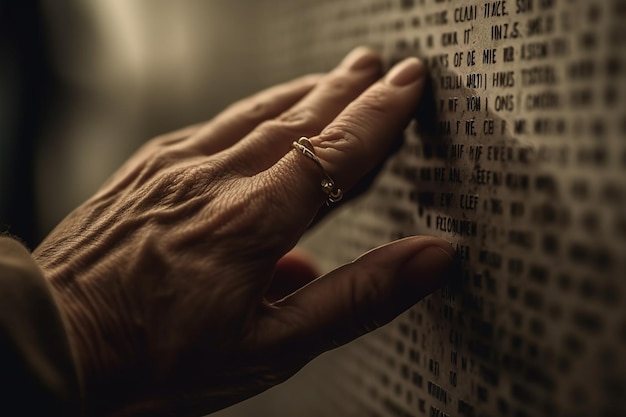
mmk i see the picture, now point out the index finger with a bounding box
[265,57,426,235]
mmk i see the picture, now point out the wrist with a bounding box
[48,278,144,416]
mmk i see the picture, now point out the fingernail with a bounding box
[400,245,455,292]
[340,46,382,71]
[385,57,425,86]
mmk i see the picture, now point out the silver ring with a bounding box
[292,137,343,204]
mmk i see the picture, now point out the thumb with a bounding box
[268,236,455,355]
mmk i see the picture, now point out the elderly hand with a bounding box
[33,47,455,417]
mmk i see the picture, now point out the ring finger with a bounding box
[224,46,383,174]
[265,57,427,242]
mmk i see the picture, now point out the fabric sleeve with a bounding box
[0,236,82,416]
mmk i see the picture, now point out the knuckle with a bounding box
[138,136,168,158]
[314,86,396,153]
[236,97,274,125]
[277,107,323,131]
[134,168,180,210]
[319,68,373,97]
[248,100,271,119]
[141,147,177,177]
[323,73,353,94]
[317,126,362,153]
[135,146,197,187]
[356,86,395,117]
[255,119,290,139]
[255,114,313,139]
[138,136,185,166]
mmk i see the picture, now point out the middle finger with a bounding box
[225,47,383,174]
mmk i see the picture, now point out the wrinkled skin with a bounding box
[33,48,455,417]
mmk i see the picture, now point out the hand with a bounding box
[33,47,455,417]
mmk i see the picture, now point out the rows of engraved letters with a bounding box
[270,0,626,131]
[390,13,623,415]
[270,1,622,56]
[372,172,617,344]
[260,0,626,416]
[405,49,623,417]
[403,2,617,416]
[318,220,626,417]
[407,0,625,259]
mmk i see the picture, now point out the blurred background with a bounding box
[3,2,626,417]
[0,0,275,247]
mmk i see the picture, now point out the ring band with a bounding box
[292,137,343,204]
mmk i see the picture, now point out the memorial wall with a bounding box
[216,1,626,416]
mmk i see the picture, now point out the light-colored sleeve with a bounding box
[0,236,82,416]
